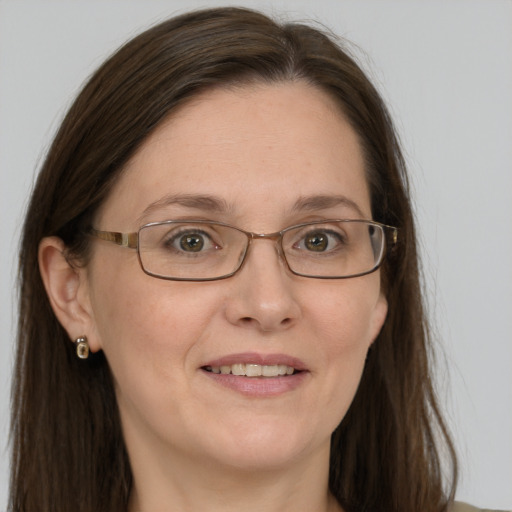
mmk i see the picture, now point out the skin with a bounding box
[40,82,388,512]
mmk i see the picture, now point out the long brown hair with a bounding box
[10,7,457,512]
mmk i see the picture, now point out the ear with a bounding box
[369,292,388,346]
[38,236,101,353]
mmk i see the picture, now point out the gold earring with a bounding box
[74,336,90,359]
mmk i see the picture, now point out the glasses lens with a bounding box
[282,221,384,278]
[136,220,387,281]
[138,221,248,280]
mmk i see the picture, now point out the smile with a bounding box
[204,363,297,377]
[200,354,308,396]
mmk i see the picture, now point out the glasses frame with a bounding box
[89,219,398,281]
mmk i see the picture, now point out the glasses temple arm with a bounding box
[89,228,138,249]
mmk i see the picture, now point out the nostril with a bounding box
[237,315,292,331]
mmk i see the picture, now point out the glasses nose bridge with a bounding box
[244,230,286,263]
[249,231,282,242]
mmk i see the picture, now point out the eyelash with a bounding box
[162,228,220,253]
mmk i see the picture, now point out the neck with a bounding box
[127,438,343,512]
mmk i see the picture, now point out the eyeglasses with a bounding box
[89,219,398,281]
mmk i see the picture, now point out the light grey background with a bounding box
[1,1,511,509]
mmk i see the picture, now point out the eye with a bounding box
[294,229,346,253]
[304,232,328,252]
[179,233,205,252]
[164,228,219,254]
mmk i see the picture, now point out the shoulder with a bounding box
[452,501,512,512]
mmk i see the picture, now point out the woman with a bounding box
[9,6,496,512]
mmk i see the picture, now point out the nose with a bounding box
[224,239,301,332]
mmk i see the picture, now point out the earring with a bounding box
[74,336,90,359]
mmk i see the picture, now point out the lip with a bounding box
[202,352,307,370]
[199,352,309,398]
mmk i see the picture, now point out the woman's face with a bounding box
[83,82,388,473]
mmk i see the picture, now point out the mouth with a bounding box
[199,353,308,395]
[202,363,299,377]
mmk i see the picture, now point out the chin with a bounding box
[198,418,329,472]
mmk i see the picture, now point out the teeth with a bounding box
[262,365,278,377]
[206,363,296,377]
[246,364,262,377]
[231,363,245,376]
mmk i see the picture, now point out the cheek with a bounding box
[303,279,384,418]
[87,253,216,387]
[306,278,383,352]
[89,277,224,440]
[94,287,210,363]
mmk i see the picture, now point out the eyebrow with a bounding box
[291,194,366,218]
[137,193,232,224]
[137,192,366,223]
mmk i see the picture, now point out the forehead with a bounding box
[96,81,370,228]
